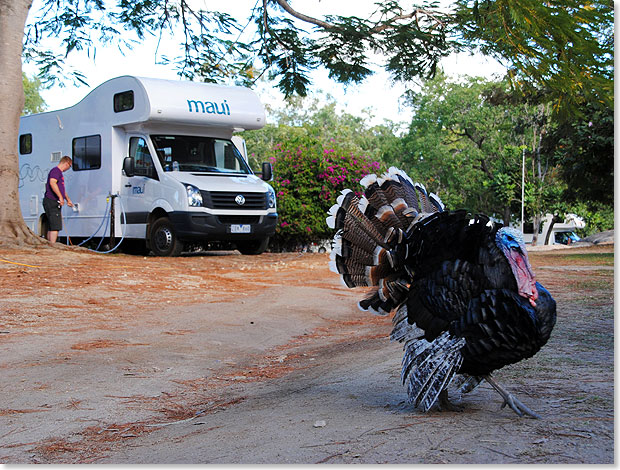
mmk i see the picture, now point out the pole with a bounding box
[521,146,525,233]
[109,194,117,249]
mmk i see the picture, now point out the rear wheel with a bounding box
[236,237,269,255]
[149,217,184,257]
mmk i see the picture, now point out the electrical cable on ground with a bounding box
[0,259,40,268]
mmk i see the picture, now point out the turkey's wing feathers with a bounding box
[400,331,466,411]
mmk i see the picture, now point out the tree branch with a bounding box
[263,0,290,56]
[271,0,446,33]
[272,0,334,29]
[370,9,446,33]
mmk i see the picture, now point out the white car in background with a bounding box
[306,240,332,253]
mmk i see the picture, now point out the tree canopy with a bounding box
[23,0,613,114]
[454,1,613,111]
[0,0,613,248]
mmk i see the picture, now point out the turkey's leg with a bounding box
[437,389,464,412]
[483,375,541,419]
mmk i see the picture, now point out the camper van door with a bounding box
[121,135,161,238]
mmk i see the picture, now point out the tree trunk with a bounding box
[544,215,562,245]
[0,0,44,248]
[531,213,542,246]
[503,205,511,229]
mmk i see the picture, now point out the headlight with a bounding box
[266,186,276,209]
[184,184,203,207]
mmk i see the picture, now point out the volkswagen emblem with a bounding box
[235,194,246,206]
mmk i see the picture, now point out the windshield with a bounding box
[151,135,251,174]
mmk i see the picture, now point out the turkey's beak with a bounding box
[508,248,538,307]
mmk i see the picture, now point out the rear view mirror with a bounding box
[123,157,135,177]
[261,162,273,182]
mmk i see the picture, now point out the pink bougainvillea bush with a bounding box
[268,138,383,250]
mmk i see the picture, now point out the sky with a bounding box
[23,0,507,126]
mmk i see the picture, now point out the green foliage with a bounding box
[453,0,614,116]
[243,94,401,170]
[254,0,454,96]
[23,1,456,96]
[543,101,614,205]
[314,17,374,84]
[567,201,614,237]
[397,71,600,233]
[254,12,315,97]
[22,0,613,108]
[23,0,253,87]
[399,73,528,220]
[22,73,46,115]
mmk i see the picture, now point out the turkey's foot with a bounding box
[436,389,464,412]
[484,375,541,419]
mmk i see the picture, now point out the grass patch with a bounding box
[569,277,614,291]
[563,253,614,265]
[534,252,614,266]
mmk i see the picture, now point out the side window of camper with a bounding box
[72,135,101,171]
[114,90,134,112]
[129,137,158,180]
[19,134,32,155]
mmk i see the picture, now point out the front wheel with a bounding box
[236,237,269,255]
[149,217,184,257]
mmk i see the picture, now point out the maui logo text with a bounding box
[187,99,231,115]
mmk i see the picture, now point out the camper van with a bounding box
[18,76,277,256]
[521,213,585,246]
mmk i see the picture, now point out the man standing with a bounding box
[43,156,74,243]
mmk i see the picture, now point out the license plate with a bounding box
[230,224,251,234]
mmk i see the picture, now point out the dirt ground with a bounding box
[0,242,614,464]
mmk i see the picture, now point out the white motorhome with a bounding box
[18,76,277,256]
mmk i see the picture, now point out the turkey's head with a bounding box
[496,227,538,307]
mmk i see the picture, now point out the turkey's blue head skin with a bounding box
[496,227,539,307]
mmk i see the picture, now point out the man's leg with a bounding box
[44,198,62,243]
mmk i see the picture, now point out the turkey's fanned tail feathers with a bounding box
[328,167,444,314]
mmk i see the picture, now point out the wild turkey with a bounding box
[327,167,556,418]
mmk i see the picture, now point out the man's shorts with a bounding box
[43,197,62,231]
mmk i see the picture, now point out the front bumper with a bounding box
[169,211,278,241]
